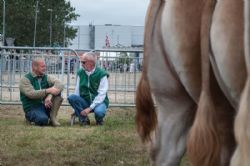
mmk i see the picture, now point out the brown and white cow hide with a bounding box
[136,0,248,165]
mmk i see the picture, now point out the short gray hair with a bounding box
[83,52,97,63]
[32,57,45,65]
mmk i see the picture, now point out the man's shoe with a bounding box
[25,118,35,125]
[96,120,104,126]
[80,117,90,126]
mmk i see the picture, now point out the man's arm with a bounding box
[19,75,63,100]
[47,75,64,92]
[19,77,47,99]
[90,76,108,110]
[74,76,80,95]
[45,76,64,108]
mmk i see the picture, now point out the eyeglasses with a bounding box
[81,61,86,64]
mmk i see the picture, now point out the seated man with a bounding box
[68,52,109,126]
[19,58,64,126]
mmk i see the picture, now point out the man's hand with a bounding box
[80,107,92,116]
[44,96,52,109]
[46,87,60,95]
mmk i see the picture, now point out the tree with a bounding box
[115,52,134,72]
[0,0,79,47]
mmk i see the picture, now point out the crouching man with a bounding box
[19,58,64,126]
[68,52,109,126]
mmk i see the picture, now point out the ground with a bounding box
[0,105,150,166]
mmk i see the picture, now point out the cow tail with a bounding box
[231,0,250,165]
[136,74,157,143]
[187,0,220,166]
[135,0,161,143]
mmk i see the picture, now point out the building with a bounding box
[69,24,144,50]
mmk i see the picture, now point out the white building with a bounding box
[69,24,144,50]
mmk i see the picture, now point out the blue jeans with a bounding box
[25,104,50,126]
[67,94,107,123]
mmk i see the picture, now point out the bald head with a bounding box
[32,57,45,66]
[32,58,46,76]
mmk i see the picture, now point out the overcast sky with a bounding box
[68,0,150,26]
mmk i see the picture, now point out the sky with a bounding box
[68,0,150,26]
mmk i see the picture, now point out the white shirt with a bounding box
[74,68,108,110]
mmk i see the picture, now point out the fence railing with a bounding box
[0,46,143,107]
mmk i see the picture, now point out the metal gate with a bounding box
[0,46,143,107]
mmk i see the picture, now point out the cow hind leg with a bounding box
[148,12,196,163]
[231,0,250,165]
[188,0,236,165]
[211,74,236,166]
[230,80,250,166]
[140,0,197,164]
[150,94,195,166]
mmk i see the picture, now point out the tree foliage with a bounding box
[0,0,79,47]
[116,52,132,65]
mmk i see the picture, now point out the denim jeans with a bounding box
[25,104,50,126]
[67,94,107,123]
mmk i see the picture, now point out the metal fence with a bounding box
[0,46,143,107]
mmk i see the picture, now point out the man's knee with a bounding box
[95,108,107,119]
[27,104,49,126]
[67,94,78,103]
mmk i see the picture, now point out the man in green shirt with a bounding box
[19,58,64,126]
[68,52,109,125]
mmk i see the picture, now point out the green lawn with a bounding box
[0,105,149,166]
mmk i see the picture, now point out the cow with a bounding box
[230,0,250,165]
[136,0,247,165]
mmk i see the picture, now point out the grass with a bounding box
[0,105,149,166]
